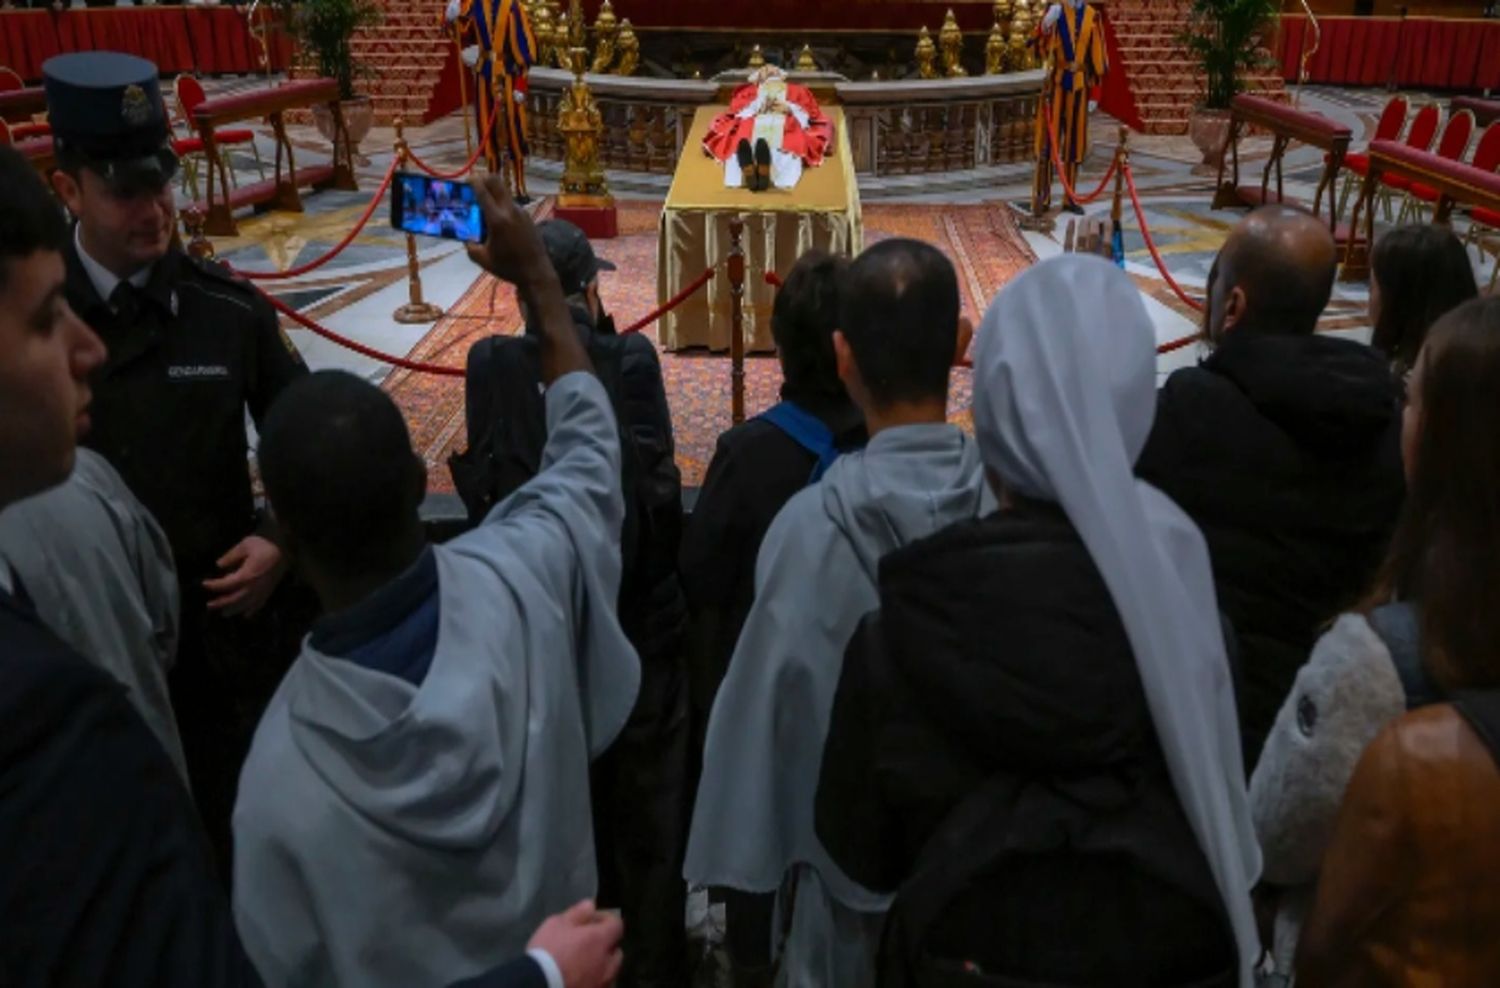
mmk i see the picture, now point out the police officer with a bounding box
[44,51,311,885]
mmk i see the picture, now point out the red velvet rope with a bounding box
[405,98,502,181]
[260,264,716,376]
[1040,101,1120,207]
[1123,163,1207,316]
[619,266,716,334]
[227,161,398,282]
[262,290,467,377]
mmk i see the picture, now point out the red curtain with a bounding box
[0,7,291,82]
[1280,16,1500,91]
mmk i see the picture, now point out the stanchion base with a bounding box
[1016,209,1057,234]
[394,302,445,324]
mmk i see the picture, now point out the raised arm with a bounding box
[467,175,592,383]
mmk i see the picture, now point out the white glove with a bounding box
[1041,4,1061,31]
[1088,100,1098,113]
[461,45,479,68]
[514,90,526,104]
[444,0,461,23]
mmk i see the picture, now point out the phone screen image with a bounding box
[391,172,487,244]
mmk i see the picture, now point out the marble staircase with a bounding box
[1110,0,1287,135]
[349,0,454,126]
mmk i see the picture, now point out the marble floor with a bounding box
[190,78,1497,496]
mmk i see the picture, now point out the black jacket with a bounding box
[65,244,309,584]
[680,394,865,736]
[0,588,580,988]
[1135,331,1404,770]
[816,503,1235,988]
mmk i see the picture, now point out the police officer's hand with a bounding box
[203,535,288,618]
[528,900,624,988]
[466,173,549,288]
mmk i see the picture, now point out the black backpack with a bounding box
[448,330,643,574]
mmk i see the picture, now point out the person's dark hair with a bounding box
[1370,225,1478,375]
[259,370,426,581]
[1219,205,1336,337]
[773,249,849,404]
[0,146,68,292]
[836,238,959,406]
[1361,296,1500,690]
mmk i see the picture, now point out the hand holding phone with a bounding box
[390,171,488,244]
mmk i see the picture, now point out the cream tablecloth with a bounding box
[658,104,862,352]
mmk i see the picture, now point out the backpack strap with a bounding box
[1452,692,1500,770]
[1367,602,1445,710]
[757,401,839,482]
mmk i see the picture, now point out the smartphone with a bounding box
[390,171,487,244]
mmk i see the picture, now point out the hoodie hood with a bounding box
[286,546,530,851]
[1206,333,1399,454]
[819,422,988,582]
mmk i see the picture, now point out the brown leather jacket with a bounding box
[1296,704,1500,987]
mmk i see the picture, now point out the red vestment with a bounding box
[703,81,834,168]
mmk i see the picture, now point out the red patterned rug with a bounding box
[386,198,1036,490]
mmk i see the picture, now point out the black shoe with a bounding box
[1062,201,1085,215]
[736,139,755,190]
[514,194,534,206]
[754,138,772,192]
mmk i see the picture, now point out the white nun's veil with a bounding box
[973,255,1262,985]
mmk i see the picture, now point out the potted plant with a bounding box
[1179,0,1277,175]
[273,0,381,159]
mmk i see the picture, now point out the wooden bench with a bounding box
[1214,94,1352,232]
[188,77,357,236]
[1343,139,1500,280]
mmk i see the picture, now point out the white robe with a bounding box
[232,372,641,988]
[685,423,989,988]
[0,449,187,782]
[722,85,814,191]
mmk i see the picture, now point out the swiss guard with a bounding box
[446,0,538,203]
[1033,0,1108,215]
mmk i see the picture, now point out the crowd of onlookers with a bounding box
[2,124,1499,988]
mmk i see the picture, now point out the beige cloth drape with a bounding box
[659,105,862,352]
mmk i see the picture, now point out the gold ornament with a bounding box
[747,44,766,69]
[1008,0,1036,71]
[915,26,938,80]
[986,18,1008,74]
[993,0,1014,24]
[558,45,610,206]
[796,43,817,72]
[590,0,617,73]
[566,0,586,52]
[614,18,639,76]
[940,9,967,78]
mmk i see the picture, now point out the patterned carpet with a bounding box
[386,198,1038,490]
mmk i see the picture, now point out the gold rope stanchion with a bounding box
[728,216,746,425]
[454,23,475,158]
[1111,125,1127,242]
[393,117,446,325]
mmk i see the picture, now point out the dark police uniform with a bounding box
[45,52,311,886]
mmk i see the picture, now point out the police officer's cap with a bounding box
[43,52,178,195]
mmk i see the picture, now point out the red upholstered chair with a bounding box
[0,66,51,142]
[1375,103,1442,219]
[1397,110,1477,223]
[174,74,265,188]
[1336,95,1408,221]
[1460,124,1500,291]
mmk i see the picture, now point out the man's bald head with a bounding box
[1208,205,1337,343]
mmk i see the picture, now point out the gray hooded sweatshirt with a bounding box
[0,449,186,782]
[685,421,988,988]
[231,373,641,988]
